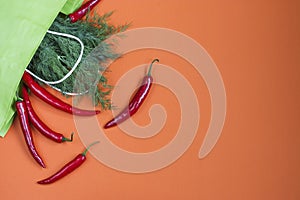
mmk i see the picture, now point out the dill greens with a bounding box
[27,12,129,110]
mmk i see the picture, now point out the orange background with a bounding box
[1,0,300,199]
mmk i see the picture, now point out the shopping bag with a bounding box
[0,0,83,137]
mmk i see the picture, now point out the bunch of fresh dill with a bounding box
[27,12,128,109]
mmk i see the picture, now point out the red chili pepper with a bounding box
[104,59,159,129]
[22,71,100,116]
[21,86,74,143]
[15,100,46,168]
[69,0,102,23]
[37,141,100,184]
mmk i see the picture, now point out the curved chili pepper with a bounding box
[15,100,46,168]
[69,0,102,23]
[104,59,159,129]
[37,141,100,184]
[22,71,100,116]
[22,86,74,143]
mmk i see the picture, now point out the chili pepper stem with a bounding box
[147,59,159,76]
[62,132,74,142]
[82,141,100,156]
[16,91,23,102]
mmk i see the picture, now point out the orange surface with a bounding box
[1,0,300,199]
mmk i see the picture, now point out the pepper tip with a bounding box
[104,120,116,129]
[37,180,48,185]
[103,123,110,129]
[95,110,101,114]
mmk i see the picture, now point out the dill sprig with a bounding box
[27,12,129,110]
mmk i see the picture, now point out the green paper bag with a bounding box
[0,0,83,137]
[61,0,84,15]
